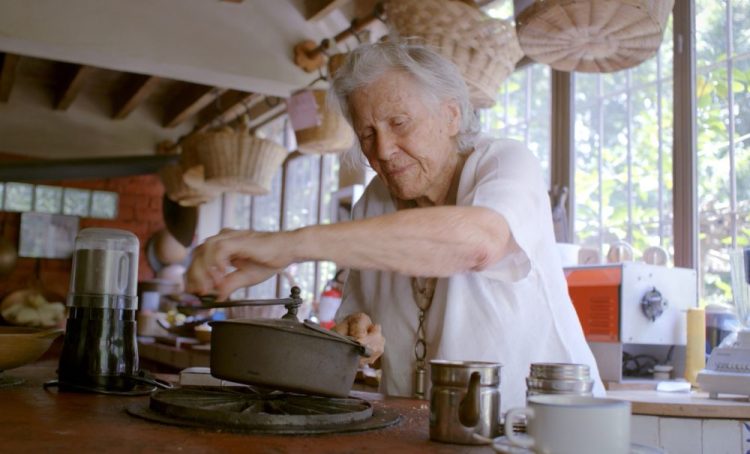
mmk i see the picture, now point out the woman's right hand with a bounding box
[185,228,293,300]
[332,312,385,366]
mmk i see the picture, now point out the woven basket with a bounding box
[180,126,288,195]
[158,162,219,207]
[385,0,523,109]
[514,0,674,73]
[294,90,355,155]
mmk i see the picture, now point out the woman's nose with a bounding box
[374,131,397,161]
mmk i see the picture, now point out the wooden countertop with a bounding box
[0,360,493,453]
[607,388,750,419]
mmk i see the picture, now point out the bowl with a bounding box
[0,326,63,372]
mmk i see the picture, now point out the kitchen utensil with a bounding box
[0,326,62,371]
[176,294,302,319]
[210,314,370,397]
[504,395,631,454]
[207,287,366,396]
[526,363,593,397]
[56,228,142,393]
[429,360,502,445]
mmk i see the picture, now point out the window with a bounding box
[572,15,674,263]
[696,0,750,303]
[482,2,552,184]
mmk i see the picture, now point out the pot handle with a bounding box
[302,320,371,357]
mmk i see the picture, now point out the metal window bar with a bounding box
[657,40,665,246]
[626,69,633,245]
[596,74,604,254]
[525,66,532,146]
[726,0,738,248]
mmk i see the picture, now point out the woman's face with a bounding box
[348,71,461,202]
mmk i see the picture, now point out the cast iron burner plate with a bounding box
[126,386,402,435]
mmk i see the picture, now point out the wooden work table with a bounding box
[0,360,493,454]
[608,388,750,419]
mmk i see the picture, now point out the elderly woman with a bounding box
[186,40,604,411]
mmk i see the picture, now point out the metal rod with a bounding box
[302,3,384,61]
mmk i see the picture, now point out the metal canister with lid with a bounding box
[526,363,594,397]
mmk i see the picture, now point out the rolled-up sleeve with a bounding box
[459,139,549,283]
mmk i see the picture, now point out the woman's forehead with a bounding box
[350,72,432,116]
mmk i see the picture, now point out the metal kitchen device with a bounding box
[565,262,697,383]
[126,386,401,434]
[697,247,750,398]
[52,228,155,394]
[126,288,400,434]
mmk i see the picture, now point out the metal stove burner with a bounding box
[126,386,402,435]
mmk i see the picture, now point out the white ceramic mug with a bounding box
[504,395,631,454]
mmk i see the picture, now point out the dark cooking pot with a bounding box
[210,318,370,397]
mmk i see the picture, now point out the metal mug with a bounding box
[429,360,502,445]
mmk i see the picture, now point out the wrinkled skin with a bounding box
[186,70,466,368]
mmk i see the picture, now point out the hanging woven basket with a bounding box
[514,0,674,73]
[180,125,288,196]
[293,90,355,155]
[384,0,523,109]
[158,162,219,207]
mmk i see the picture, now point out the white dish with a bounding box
[485,434,664,454]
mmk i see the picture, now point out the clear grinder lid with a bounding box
[68,228,140,309]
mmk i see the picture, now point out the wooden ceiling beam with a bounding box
[163,83,223,128]
[245,96,287,129]
[112,74,161,120]
[55,64,94,111]
[0,53,20,103]
[196,90,259,132]
[304,0,352,21]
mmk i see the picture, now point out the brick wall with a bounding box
[0,173,165,302]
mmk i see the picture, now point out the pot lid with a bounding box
[211,318,369,356]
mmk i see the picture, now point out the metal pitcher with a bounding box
[429,360,502,445]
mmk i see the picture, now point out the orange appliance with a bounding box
[564,262,698,383]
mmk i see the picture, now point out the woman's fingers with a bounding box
[347,313,373,339]
[359,323,385,366]
[216,266,281,301]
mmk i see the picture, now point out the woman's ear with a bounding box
[442,100,461,137]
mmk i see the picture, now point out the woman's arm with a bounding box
[186,205,513,299]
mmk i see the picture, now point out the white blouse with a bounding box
[336,136,604,411]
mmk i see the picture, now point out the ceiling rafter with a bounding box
[163,83,223,128]
[0,53,20,103]
[112,74,161,120]
[55,64,94,111]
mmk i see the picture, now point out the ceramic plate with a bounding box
[487,435,664,454]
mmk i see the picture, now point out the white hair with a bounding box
[327,39,480,161]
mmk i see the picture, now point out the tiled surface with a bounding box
[632,414,750,453]
[659,417,702,454]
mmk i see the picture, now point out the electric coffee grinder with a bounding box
[52,228,151,394]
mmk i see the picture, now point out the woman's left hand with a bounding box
[186,229,294,300]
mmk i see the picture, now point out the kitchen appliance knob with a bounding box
[641,287,667,321]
